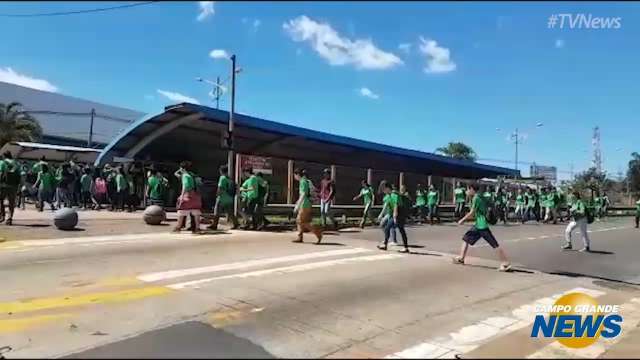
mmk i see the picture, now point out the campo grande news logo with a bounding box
[531,292,623,348]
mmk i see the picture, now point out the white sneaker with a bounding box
[498,263,512,272]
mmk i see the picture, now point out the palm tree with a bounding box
[0,102,43,148]
[435,142,477,161]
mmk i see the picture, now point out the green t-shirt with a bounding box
[360,186,374,206]
[472,194,489,230]
[80,174,92,192]
[416,189,427,206]
[571,199,586,219]
[181,172,195,192]
[525,193,536,208]
[241,175,259,201]
[594,197,603,208]
[567,193,576,206]
[516,194,525,205]
[0,159,17,181]
[217,175,233,205]
[389,192,402,217]
[454,187,466,203]
[115,174,128,192]
[427,190,439,206]
[148,175,165,200]
[37,171,55,191]
[636,199,640,214]
[494,193,506,205]
[32,161,48,174]
[298,177,312,209]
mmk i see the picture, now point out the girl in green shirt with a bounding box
[353,179,375,228]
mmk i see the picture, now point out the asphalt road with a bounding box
[1,215,639,359]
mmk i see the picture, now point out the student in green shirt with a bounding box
[173,161,202,234]
[515,188,526,223]
[454,183,511,272]
[427,184,440,225]
[602,192,611,219]
[292,168,322,244]
[114,167,128,212]
[415,183,428,223]
[454,182,467,220]
[376,180,398,245]
[239,167,260,230]
[635,196,640,229]
[80,167,93,210]
[377,182,410,253]
[494,188,508,224]
[209,165,239,231]
[0,151,21,225]
[147,168,168,207]
[34,163,56,212]
[353,179,375,228]
[563,191,591,252]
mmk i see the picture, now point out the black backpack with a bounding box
[1,162,21,187]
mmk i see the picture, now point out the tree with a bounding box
[627,152,640,194]
[0,102,43,148]
[571,167,614,201]
[435,142,477,161]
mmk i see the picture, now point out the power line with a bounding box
[21,110,134,123]
[0,1,158,18]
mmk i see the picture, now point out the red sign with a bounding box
[240,155,273,175]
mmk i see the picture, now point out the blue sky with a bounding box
[1,1,638,179]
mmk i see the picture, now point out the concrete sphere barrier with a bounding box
[143,205,166,225]
[54,208,78,230]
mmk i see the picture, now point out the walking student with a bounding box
[427,184,440,225]
[635,196,640,229]
[415,183,428,223]
[453,183,512,272]
[239,167,259,230]
[173,161,202,234]
[147,168,168,208]
[34,163,56,212]
[93,171,108,210]
[55,163,74,209]
[319,169,338,230]
[208,165,239,231]
[353,179,375,228]
[0,151,21,225]
[377,182,410,253]
[80,167,93,210]
[562,190,591,252]
[114,167,128,211]
[292,168,322,244]
[515,188,526,223]
[454,182,467,220]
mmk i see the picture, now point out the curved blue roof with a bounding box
[97,103,519,179]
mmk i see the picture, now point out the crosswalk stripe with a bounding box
[385,287,606,359]
[167,253,405,290]
[527,298,640,359]
[138,247,373,282]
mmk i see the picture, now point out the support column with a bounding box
[330,165,337,205]
[367,168,373,185]
[428,175,432,187]
[399,172,405,188]
[451,177,457,204]
[234,153,242,216]
[287,160,294,205]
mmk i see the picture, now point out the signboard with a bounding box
[240,155,273,175]
[530,164,557,183]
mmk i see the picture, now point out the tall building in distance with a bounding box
[530,163,558,183]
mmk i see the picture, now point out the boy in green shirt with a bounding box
[415,183,428,223]
[34,163,56,212]
[147,168,168,207]
[635,197,640,229]
[427,184,440,225]
[80,167,93,210]
[515,188,526,223]
[209,165,239,231]
[454,183,511,272]
[0,151,20,225]
[239,167,260,230]
[377,182,409,253]
[292,168,322,244]
[454,182,467,220]
[563,191,591,252]
[353,179,375,228]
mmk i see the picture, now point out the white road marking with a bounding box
[385,287,606,359]
[168,253,405,290]
[11,232,202,247]
[527,298,640,359]
[527,237,537,240]
[139,247,373,282]
[539,235,549,239]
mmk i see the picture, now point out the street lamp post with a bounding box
[228,54,237,185]
[498,123,543,176]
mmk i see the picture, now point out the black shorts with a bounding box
[463,226,499,249]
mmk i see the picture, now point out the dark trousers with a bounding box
[454,202,466,219]
[0,186,17,221]
[635,214,639,228]
[384,217,408,249]
[211,197,239,230]
[240,198,258,229]
[38,189,54,212]
[428,204,439,222]
[416,205,428,221]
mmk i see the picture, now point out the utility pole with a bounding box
[215,76,221,109]
[228,54,237,214]
[88,108,95,148]
[514,128,519,172]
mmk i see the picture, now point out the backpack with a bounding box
[487,207,498,225]
[586,207,595,224]
[2,163,21,187]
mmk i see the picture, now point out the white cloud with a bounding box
[209,49,230,59]
[555,39,565,49]
[359,87,379,100]
[418,37,456,74]
[398,43,412,54]
[0,67,58,92]
[196,1,215,22]
[156,90,200,104]
[283,15,403,70]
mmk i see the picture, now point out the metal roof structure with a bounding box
[1,141,102,163]
[0,81,145,148]
[97,103,520,179]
